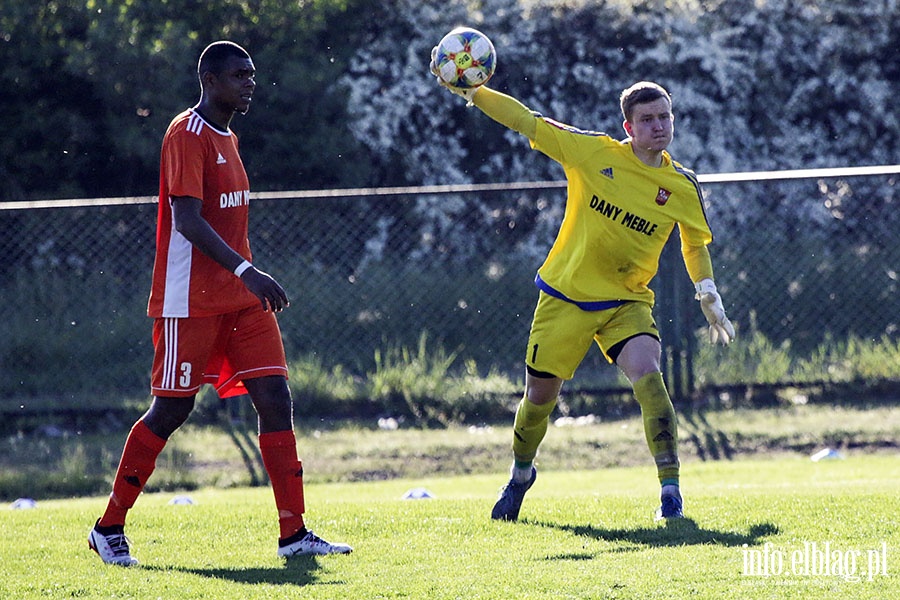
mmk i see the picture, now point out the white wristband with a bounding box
[234,260,252,277]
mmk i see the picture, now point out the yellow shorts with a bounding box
[525,292,659,379]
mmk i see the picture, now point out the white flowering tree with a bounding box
[338,0,897,246]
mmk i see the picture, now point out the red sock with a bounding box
[259,430,306,539]
[98,420,167,528]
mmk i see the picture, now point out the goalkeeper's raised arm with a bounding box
[429,46,537,138]
[469,87,538,140]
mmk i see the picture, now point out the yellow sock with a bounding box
[511,395,557,463]
[633,372,680,486]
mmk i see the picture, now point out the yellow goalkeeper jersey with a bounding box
[475,87,713,307]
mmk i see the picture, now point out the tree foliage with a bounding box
[334,0,898,275]
[2,0,897,241]
[0,0,374,200]
[340,0,898,188]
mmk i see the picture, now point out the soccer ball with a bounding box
[434,27,496,89]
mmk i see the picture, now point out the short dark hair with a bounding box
[619,81,671,122]
[197,40,250,78]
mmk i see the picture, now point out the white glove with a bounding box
[694,278,735,346]
[430,46,478,106]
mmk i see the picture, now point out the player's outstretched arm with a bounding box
[694,278,735,345]
[429,48,538,139]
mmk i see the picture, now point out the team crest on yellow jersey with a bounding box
[655,187,672,206]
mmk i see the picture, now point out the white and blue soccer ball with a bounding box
[434,27,497,89]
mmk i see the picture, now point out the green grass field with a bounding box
[2,455,897,599]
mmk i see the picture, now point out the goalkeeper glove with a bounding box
[430,46,478,106]
[694,278,735,346]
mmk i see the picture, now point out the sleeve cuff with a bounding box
[694,278,716,296]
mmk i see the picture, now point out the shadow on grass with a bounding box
[528,518,779,550]
[680,409,736,461]
[143,556,342,587]
[225,422,266,487]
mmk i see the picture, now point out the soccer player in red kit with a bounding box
[89,41,351,565]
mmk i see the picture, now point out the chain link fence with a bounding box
[1,172,898,412]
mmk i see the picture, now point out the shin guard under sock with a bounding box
[99,419,167,527]
[511,396,557,464]
[259,430,306,539]
[633,372,680,485]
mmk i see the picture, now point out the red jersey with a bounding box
[147,109,259,318]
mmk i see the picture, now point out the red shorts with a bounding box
[150,305,288,399]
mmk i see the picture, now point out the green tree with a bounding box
[0,0,377,200]
[0,2,98,200]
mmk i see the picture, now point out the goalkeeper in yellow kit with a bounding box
[431,53,735,522]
